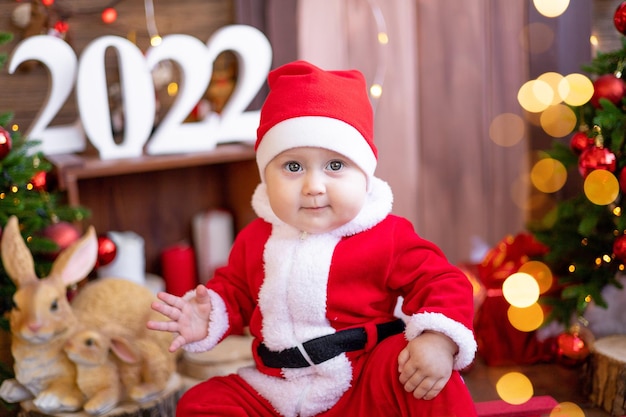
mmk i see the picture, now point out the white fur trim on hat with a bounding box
[256,116,377,182]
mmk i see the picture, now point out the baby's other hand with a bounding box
[147,284,213,352]
[397,331,457,400]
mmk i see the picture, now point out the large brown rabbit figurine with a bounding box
[0,216,176,414]
[0,216,90,412]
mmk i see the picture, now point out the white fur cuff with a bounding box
[182,289,230,353]
[405,312,477,370]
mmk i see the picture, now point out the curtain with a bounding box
[297,0,528,264]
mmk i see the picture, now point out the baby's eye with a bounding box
[327,160,344,171]
[286,161,302,172]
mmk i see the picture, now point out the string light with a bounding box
[144,0,160,42]
[365,0,388,113]
[101,8,118,24]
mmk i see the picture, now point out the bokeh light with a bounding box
[533,0,570,18]
[530,158,567,193]
[101,8,117,24]
[518,261,553,293]
[489,113,525,147]
[539,104,577,137]
[549,402,585,417]
[537,72,564,105]
[370,84,383,98]
[503,272,540,308]
[518,80,553,113]
[508,303,544,332]
[167,82,178,96]
[584,169,619,205]
[520,23,555,54]
[511,174,531,210]
[559,73,594,106]
[496,372,534,405]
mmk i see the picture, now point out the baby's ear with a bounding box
[49,226,98,286]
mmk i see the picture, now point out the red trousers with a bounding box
[177,334,477,417]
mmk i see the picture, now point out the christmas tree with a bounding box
[530,5,626,328]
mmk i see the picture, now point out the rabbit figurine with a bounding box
[0,216,90,412]
[0,216,176,414]
[65,325,176,414]
[63,328,140,415]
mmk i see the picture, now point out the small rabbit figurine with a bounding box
[64,328,139,416]
[65,326,176,414]
[0,216,176,414]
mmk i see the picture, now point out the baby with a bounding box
[148,60,478,417]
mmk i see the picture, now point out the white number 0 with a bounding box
[8,25,272,159]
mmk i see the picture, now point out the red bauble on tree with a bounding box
[0,126,12,160]
[578,146,617,178]
[555,330,591,367]
[95,235,117,268]
[570,131,593,154]
[615,2,626,35]
[614,234,626,262]
[41,221,81,256]
[590,74,626,108]
[30,171,48,191]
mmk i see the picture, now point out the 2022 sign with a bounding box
[8,25,272,160]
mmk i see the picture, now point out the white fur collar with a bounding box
[251,176,393,237]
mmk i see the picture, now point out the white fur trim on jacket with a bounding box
[405,311,477,370]
[181,289,229,353]
[239,354,352,417]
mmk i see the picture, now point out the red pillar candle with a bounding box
[161,243,198,296]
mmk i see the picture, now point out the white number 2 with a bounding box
[8,35,85,155]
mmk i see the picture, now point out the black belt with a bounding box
[258,319,405,368]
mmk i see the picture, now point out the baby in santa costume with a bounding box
[148,60,478,417]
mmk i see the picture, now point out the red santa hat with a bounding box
[255,60,377,183]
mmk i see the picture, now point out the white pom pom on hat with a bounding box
[255,60,377,183]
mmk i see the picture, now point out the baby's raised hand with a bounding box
[147,284,213,352]
[397,331,457,400]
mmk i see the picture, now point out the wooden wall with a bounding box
[0,0,236,131]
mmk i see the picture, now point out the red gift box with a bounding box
[473,233,554,366]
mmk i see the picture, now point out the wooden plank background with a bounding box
[0,0,235,133]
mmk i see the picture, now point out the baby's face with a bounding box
[264,147,367,234]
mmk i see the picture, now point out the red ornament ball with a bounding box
[555,331,590,367]
[53,20,69,34]
[0,126,12,160]
[95,235,117,268]
[578,146,617,178]
[101,8,117,24]
[591,74,626,108]
[614,235,626,262]
[615,2,626,35]
[30,171,48,191]
[569,131,593,154]
[42,221,81,255]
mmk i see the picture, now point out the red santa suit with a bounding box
[176,61,478,417]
